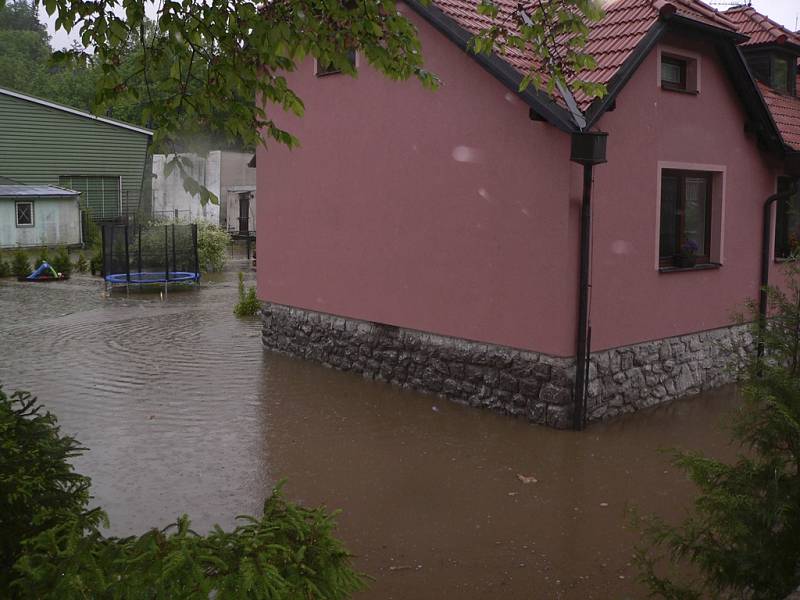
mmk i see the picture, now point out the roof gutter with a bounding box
[403,0,578,132]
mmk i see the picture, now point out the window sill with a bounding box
[660,86,699,95]
[774,256,798,263]
[659,262,721,273]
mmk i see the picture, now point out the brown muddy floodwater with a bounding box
[0,262,740,599]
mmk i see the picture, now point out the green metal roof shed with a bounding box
[0,86,153,220]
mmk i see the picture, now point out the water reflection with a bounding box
[0,266,738,599]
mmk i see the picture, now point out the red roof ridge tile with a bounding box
[724,5,800,47]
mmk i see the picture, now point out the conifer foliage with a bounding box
[636,260,800,599]
[0,385,364,599]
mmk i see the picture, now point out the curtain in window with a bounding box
[684,177,708,253]
[660,174,679,257]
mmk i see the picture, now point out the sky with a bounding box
[41,0,800,51]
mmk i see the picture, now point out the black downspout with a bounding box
[759,179,799,361]
[573,164,593,430]
[569,131,607,431]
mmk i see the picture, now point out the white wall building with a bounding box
[0,185,82,248]
[151,151,255,226]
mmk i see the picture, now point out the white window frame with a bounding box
[657,45,702,94]
[654,161,726,270]
[15,201,34,228]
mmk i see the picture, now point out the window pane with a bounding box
[59,175,120,218]
[684,177,708,255]
[16,203,32,225]
[779,186,800,257]
[661,61,682,84]
[660,175,679,257]
[772,57,789,92]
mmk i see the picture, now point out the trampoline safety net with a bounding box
[102,223,200,285]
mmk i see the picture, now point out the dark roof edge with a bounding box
[718,43,785,153]
[585,22,668,128]
[740,41,800,54]
[664,13,748,43]
[403,0,579,133]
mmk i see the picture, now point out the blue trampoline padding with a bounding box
[105,271,200,284]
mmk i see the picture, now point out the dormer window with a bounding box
[772,56,789,93]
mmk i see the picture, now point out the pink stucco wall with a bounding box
[257,5,578,357]
[257,13,785,357]
[589,32,780,351]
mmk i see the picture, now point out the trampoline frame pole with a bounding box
[164,225,169,283]
[192,223,200,284]
[123,225,130,295]
[171,223,177,280]
[101,224,107,292]
[137,224,142,279]
[101,224,107,276]
[124,226,130,284]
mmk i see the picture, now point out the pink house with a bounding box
[257,0,800,428]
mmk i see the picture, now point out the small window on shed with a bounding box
[16,201,33,227]
[315,49,357,77]
[660,52,699,93]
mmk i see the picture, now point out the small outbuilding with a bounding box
[0,185,82,248]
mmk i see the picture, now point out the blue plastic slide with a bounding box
[26,261,60,281]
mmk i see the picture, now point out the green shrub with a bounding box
[73,253,88,273]
[197,221,230,272]
[35,247,49,268]
[11,249,30,278]
[1,386,364,599]
[0,254,10,278]
[636,259,800,599]
[0,387,91,591]
[81,211,100,246]
[234,271,261,317]
[50,248,72,277]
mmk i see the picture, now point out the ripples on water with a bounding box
[0,266,741,599]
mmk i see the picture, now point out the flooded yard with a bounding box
[0,264,740,599]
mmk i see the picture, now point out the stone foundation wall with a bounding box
[586,325,754,422]
[261,303,754,429]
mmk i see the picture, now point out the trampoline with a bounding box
[102,223,200,289]
[105,271,199,284]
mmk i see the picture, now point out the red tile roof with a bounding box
[758,80,800,151]
[430,0,737,109]
[425,0,800,151]
[724,5,800,48]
